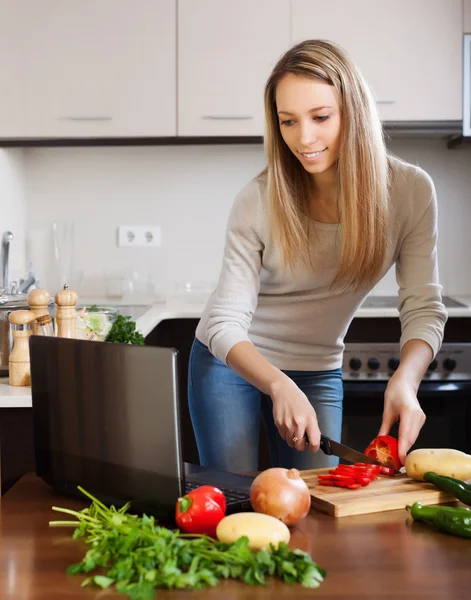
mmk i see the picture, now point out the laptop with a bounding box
[29,336,253,522]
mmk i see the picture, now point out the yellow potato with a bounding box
[405,448,471,481]
[216,512,290,551]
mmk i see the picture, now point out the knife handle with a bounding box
[319,434,332,455]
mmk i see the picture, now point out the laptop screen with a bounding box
[30,336,184,516]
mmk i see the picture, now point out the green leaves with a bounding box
[106,315,145,345]
[50,489,326,600]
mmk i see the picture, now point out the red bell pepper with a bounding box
[175,485,226,538]
[364,435,401,471]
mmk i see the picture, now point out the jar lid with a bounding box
[36,314,52,326]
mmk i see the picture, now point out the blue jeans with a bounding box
[188,338,343,472]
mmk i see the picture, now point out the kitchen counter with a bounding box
[0,377,32,407]
[1,473,470,599]
[1,294,470,408]
[135,294,471,338]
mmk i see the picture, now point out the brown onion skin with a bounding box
[249,467,311,526]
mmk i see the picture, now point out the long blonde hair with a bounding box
[263,39,390,292]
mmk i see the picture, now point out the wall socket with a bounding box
[117,225,161,247]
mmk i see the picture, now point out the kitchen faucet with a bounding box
[0,232,38,295]
[1,231,13,293]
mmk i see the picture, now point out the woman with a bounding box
[188,40,447,473]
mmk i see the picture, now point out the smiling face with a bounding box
[275,73,342,180]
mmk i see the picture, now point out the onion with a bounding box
[249,467,311,526]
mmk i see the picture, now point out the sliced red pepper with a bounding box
[364,435,401,471]
[175,486,226,537]
[346,483,362,490]
[354,463,381,475]
[379,466,396,477]
[355,462,381,470]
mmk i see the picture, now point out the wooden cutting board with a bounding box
[300,468,457,517]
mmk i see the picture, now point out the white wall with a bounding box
[0,149,26,289]
[22,139,471,298]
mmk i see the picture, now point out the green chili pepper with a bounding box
[423,471,471,506]
[406,502,471,539]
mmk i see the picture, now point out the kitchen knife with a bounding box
[319,434,386,469]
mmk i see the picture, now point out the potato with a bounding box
[216,512,290,551]
[405,448,471,481]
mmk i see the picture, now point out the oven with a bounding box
[341,296,471,456]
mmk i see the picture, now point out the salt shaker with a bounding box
[8,310,36,386]
[54,285,78,338]
[27,288,51,334]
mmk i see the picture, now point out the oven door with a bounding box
[341,380,471,456]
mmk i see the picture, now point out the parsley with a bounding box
[106,315,145,345]
[49,487,326,599]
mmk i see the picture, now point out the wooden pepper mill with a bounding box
[27,288,51,334]
[54,285,78,338]
[9,310,36,386]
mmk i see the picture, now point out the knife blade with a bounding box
[319,434,386,468]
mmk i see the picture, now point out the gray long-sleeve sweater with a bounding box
[196,155,447,371]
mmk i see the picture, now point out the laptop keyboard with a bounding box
[184,480,250,507]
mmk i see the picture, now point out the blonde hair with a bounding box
[263,39,390,292]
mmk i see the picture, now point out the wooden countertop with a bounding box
[1,474,470,599]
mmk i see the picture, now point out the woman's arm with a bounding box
[204,179,321,452]
[227,341,321,452]
[383,167,448,463]
[379,339,431,464]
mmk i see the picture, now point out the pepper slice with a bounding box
[347,483,362,490]
[364,435,401,471]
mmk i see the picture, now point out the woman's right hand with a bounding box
[269,376,321,453]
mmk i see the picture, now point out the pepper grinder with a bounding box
[55,285,78,338]
[27,288,51,334]
[8,310,36,386]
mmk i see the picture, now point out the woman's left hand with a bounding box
[379,376,426,465]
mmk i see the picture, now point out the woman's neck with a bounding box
[309,168,339,223]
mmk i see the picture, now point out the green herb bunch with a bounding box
[106,314,145,345]
[50,487,326,600]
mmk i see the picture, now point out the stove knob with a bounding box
[388,358,400,371]
[367,357,380,371]
[427,360,438,371]
[443,358,457,372]
[349,358,362,371]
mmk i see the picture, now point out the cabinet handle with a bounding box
[59,116,113,121]
[202,114,254,120]
[375,100,396,104]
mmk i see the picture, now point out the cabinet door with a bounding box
[465,0,471,33]
[291,0,462,121]
[0,0,176,138]
[178,0,290,136]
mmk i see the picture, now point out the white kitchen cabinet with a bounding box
[0,0,176,138]
[465,0,471,32]
[177,0,290,136]
[291,0,463,122]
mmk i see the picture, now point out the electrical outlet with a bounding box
[117,225,161,247]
